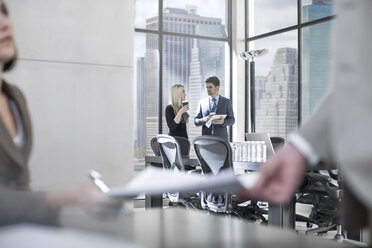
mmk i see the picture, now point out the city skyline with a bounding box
[135,6,227,157]
[254,0,333,137]
[134,1,334,162]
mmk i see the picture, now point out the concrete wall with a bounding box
[3,0,135,190]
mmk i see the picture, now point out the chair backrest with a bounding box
[193,135,233,175]
[270,136,285,152]
[193,135,233,213]
[150,137,161,156]
[157,134,185,171]
[245,132,275,158]
[173,136,190,157]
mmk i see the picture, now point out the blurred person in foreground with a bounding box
[238,0,372,242]
[0,1,120,226]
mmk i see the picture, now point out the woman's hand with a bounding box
[45,183,123,218]
[179,104,189,114]
[174,104,189,124]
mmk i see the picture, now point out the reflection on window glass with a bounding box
[302,20,334,121]
[135,0,158,30]
[161,35,229,150]
[249,31,298,138]
[302,0,334,23]
[249,0,297,37]
[163,0,228,38]
[134,33,159,169]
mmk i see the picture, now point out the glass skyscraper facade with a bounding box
[302,1,333,121]
[252,0,333,138]
[256,48,298,137]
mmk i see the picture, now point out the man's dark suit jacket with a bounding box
[194,95,235,141]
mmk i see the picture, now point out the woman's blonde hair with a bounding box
[170,84,184,115]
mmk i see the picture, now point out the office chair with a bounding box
[193,135,235,213]
[156,134,200,209]
[150,137,161,156]
[269,136,285,152]
[296,170,342,236]
[173,136,190,157]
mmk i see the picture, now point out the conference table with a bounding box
[0,208,352,248]
[144,155,261,171]
[144,156,295,229]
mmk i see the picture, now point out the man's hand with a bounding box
[202,115,212,123]
[212,117,224,125]
[237,144,306,205]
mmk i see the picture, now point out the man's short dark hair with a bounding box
[205,76,220,87]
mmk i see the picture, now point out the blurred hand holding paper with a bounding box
[108,167,259,198]
[205,114,227,128]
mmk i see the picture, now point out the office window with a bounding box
[247,0,335,138]
[135,0,158,30]
[249,0,297,37]
[134,33,159,167]
[249,31,298,137]
[302,0,334,23]
[161,36,230,146]
[302,20,334,121]
[163,0,228,39]
[135,0,230,169]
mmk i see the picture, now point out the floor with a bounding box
[131,197,369,246]
[133,198,333,235]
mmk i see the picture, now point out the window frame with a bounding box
[135,0,233,137]
[245,0,336,133]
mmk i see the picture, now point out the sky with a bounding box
[134,0,227,58]
[135,0,227,29]
[134,0,332,77]
[251,0,297,36]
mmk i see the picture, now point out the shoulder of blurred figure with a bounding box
[2,81,27,104]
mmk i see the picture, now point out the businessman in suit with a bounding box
[194,76,235,141]
[238,0,372,243]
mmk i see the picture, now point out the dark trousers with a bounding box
[343,185,369,242]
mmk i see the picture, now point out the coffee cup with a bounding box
[182,100,189,106]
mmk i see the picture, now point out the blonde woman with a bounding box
[165,84,189,139]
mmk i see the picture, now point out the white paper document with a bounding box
[205,114,227,128]
[108,167,259,198]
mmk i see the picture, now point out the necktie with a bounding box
[211,98,217,113]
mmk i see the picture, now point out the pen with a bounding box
[89,170,110,193]
[88,170,131,215]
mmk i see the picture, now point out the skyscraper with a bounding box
[302,1,333,121]
[256,48,298,137]
[255,75,267,110]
